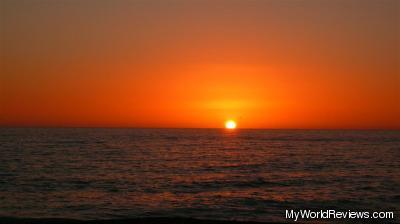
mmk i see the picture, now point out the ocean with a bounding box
[0,128,399,223]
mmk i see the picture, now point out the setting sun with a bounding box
[225,120,237,129]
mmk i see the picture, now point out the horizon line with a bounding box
[1,125,399,131]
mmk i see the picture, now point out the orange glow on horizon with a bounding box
[1,0,399,129]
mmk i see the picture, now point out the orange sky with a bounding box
[1,0,399,129]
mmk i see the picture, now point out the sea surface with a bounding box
[0,128,399,222]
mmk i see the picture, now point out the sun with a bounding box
[225,120,237,129]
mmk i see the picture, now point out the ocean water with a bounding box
[0,128,399,222]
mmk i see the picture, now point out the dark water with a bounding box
[0,128,399,222]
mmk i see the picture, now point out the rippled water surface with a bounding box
[0,128,399,222]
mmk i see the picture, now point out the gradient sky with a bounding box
[1,0,399,129]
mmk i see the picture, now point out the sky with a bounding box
[1,0,399,129]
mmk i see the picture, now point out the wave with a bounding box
[0,217,272,224]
